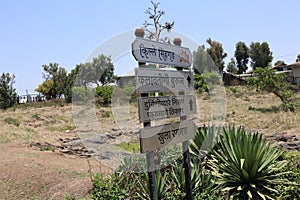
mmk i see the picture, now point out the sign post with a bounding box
[174,36,193,200]
[132,28,195,200]
[135,28,158,200]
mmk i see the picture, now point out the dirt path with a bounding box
[0,143,112,200]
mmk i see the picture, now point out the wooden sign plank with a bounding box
[135,68,194,93]
[139,120,196,153]
[132,38,192,68]
[138,95,197,122]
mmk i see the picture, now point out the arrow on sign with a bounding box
[187,75,191,88]
[189,99,193,111]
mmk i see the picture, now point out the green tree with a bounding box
[206,38,227,73]
[226,58,238,74]
[193,45,216,74]
[296,54,300,62]
[249,42,273,69]
[35,79,53,100]
[143,0,174,42]
[234,41,249,74]
[0,72,17,109]
[39,63,68,98]
[80,54,115,86]
[64,65,80,103]
[248,67,295,111]
[274,60,287,67]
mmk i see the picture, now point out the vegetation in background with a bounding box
[227,58,238,74]
[0,72,17,109]
[194,72,221,93]
[95,85,114,105]
[248,67,296,111]
[206,38,228,73]
[36,63,68,99]
[77,54,115,87]
[249,42,273,70]
[296,54,300,62]
[234,41,250,74]
[35,54,115,103]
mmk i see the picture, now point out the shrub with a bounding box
[91,172,138,199]
[194,72,221,93]
[72,86,94,103]
[275,151,300,199]
[95,85,114,105]
[211,126,288,200]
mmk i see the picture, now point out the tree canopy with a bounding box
[193,45,215,74]
[296,54,300,62]
[249,42,273,69]
[234,41,249,74]
[248,67,295,111]
[206,38,227,73]
[36,63,68,99]
[226,58,238,74]
[77,54,115,87]
[0,72,17,109]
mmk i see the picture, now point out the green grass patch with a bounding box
[47,124,76,132]
[117,141,140,153]
[40,145,55,152]
[5,117,20,127]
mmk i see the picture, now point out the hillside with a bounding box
[0,86,299,199]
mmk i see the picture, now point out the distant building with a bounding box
[18,93,46,104]
[287,61,300,85]
[117,70,135,87]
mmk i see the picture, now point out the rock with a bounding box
[275,135,287,142]
[111,128,119,131]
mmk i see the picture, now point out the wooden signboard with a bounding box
[139,120,196,153]
[135,68,194,93]
[132,37,192,69]
[138,95,197,122]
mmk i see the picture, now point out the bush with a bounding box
[113,85,137,104]
[91,173,133,200]
[95,85,114,105]
[275,151,300,199]
[194,72,221,93]
[72,86,94,103]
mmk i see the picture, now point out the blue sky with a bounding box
[1,0,300,94]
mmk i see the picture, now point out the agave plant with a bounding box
[211,126,288,200]
[136,170,168,200]
[190,125,221,161]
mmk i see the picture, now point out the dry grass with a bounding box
[196,86,300,138]
[1,87,299,144]
[0,102,76,144]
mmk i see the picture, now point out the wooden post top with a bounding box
[135,28,145,38]
[173,38,182,46]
